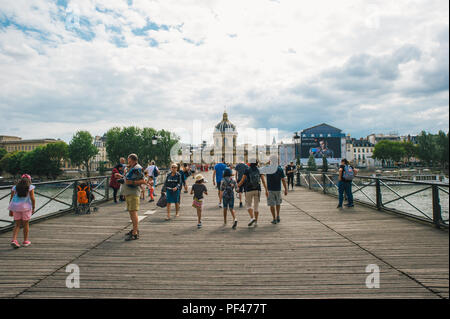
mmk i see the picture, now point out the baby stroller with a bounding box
[76,182,98,214]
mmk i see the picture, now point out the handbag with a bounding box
[157,192,167,208]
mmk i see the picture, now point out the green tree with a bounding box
[45,141,68,163]
[0,148,6,174]
[105,126,143,164]
[416,131,438,166]
[105,127,179,168]
[401,141,417,165]
[307,154,317,171]
[140,127,158,165]
[68,131,98,177]
[372,140,406,167]
[0,148,6,161]
[20,146,62,179]
[155,129,179,168]
[0,151,26,178]
[322,156,328,172]
[436,131,449,169]
[98,161,107,176]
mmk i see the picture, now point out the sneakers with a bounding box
[22,241,31,247]
[125,232,139,241]
[271,219,277,224]
[197,222,202,229]
[239,202,243,208]
[337,205,343,208]
[232,220,238,229]
[345,204,354,208]
[125,230,139,240]
[148,199,155,202]
[11,240,20,249]
[276,216,280,223]
[248,218,256,227]
[219,203,223,208]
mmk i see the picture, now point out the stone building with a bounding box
[213,112,238,164]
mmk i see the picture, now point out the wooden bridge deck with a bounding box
[0,172,448,299]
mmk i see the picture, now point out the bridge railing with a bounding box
[0,170,169,233]
[297,171,449,229]
[0,176,112,233]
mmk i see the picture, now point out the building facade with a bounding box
[0,136,60,153]
[213,112,238,164]
[347,138,376,168]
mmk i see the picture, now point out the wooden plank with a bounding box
[0,171,447,299]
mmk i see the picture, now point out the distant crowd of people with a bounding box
[7,153,357,247]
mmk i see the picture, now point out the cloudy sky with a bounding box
[0,0,448,144]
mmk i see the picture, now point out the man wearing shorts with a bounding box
[122,154,146,241]
[234,162,248,208]
[266,157,288,224]
[237,159,268,227]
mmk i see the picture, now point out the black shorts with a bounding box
[216,180,221,190]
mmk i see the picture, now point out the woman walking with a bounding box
[164,163,182,220]
[109,163,123,203]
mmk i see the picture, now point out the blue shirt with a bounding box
[125,164,144,188]
[214,163,227,184]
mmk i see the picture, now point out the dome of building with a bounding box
[215,112,236,132]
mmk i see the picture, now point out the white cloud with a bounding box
[0,0,448,144]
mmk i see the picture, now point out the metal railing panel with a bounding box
[0,176,112,232]
[296,171,449,229]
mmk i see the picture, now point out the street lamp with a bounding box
[293,132,301,186]
[201,140,206,171]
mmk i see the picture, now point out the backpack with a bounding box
[77,185,89,204]
[153,167,159,178]
[222,178,235,200]
[247,167,261,190]
[343,165,355,181]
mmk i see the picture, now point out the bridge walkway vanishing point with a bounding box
[0,171,448,299]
